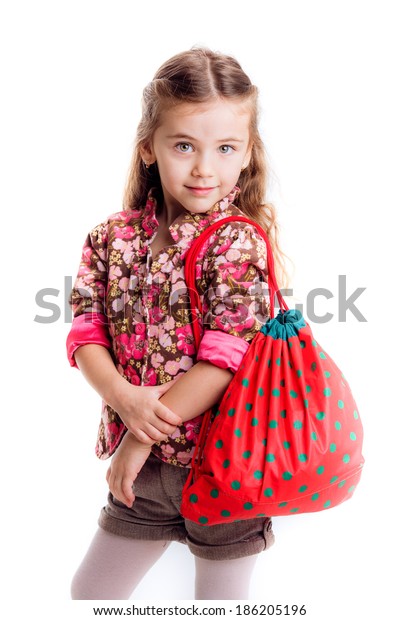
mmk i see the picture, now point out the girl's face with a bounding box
[142,98,252,219]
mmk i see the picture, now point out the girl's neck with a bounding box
[157,200,185,230]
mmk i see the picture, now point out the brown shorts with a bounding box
[99,452,275,561]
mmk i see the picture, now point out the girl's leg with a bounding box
[71,528,171,600]
[194,554,259,600]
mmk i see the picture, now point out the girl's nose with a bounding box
[192,155,213,178]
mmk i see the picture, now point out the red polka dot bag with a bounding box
[181,216,364,525]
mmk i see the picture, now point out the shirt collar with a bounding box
[141,186,241,251]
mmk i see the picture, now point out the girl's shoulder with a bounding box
[87,208,146,243]
[207,206,267,256]
[200,206,268,273]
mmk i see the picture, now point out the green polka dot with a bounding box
[282,471,293,481]
[199,516,208,524]
[272,388,280,397]
[228,408,236,417]
[258,387,264,396]
[283,441,291,449]
[335,421,342,430]
[316,411,326,420]
[261,438,267,446]
[251,417,259,426]
[350,432,357,441]
[338,399,345,409]
[330,475,339,483]
[288,360,293,369]
[317,466,325,475]
[311,362,317,371]
[210,489,219,498]
[223,459,230,468]
[311,493,319,501]
[215,440,223,449]
[312,339,317,347]
[290,507,300,513]
[329,443,337,453]
[245,403,253,412]
[343,454,351,464]
[288,341,293,348]
[298,453,308,462]
[231,481,241,490]
[280,379,285,387]
[300,340,306,348]
[189,494,198,503]
[278,502,288,507]
[319,351,327,359]
[311,432,318,441]
[269,420,278,429]
[290,390,298,398]
[280,409,287,418]
[221,510,231,517]
[215,410,220,417]
[297,369,302,377]
[324,370,331,378]
[242,378,249,387]
[304,398,309,408]
[348,485,356,494]
[323,387,332,397]
[255,355,259,362]
[353,410,359,420]
[254,470,263,480]
[243,502,253,510]
[299,485,308,493]
[293,420,303,430]
[267,359,271,367]
[323,500,331,509]
[306,385,312,393]
[234,429,242,438]
[276,357,281,366]
[266,453,275,462]
[242,450,252,459]
[264,488,273,497]
[338,480,346,488]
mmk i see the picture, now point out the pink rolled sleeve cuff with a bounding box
[196,330,249,373]
[66,313,111,368]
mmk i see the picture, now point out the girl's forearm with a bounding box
[159,361,233,422]
[73,344,127,410]
[74,345,233,424]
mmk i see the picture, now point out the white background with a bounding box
[1,1,399,618]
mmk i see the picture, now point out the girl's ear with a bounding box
[139,143,157,166]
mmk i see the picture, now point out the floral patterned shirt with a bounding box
[67,187,271,466]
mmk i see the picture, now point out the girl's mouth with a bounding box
[185,186,216,196]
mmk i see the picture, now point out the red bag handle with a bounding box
[184,215,288,349]
[182,216,288,481]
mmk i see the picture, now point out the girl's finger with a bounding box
[144,423,170,442]
[152,419,178,435]
[121,476,135,507]
[154,403,182,426]
[133,428,157,445]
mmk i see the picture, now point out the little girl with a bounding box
[67,47,287,600]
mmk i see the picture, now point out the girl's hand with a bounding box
[106,432,151,508]
[110,378,182,445]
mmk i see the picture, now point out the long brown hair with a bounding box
[123,47,289,287]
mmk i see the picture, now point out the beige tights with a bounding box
[71,528,258,600]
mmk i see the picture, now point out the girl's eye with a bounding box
[219,145,233,154]
[176,143,193,153]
